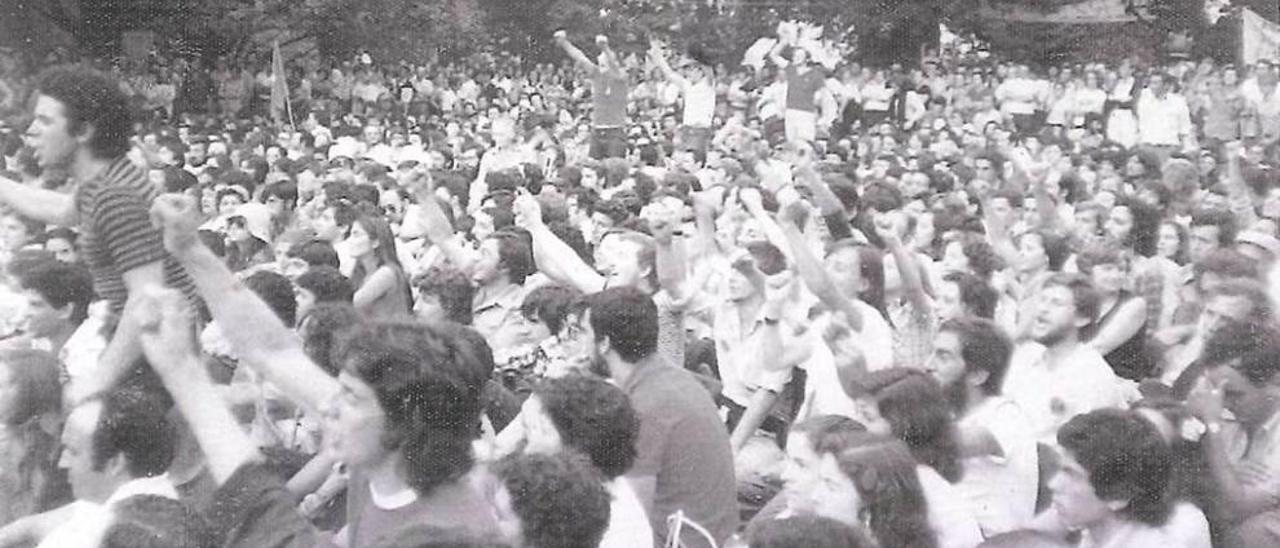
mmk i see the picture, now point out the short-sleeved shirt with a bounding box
[472,282,530,353]
[622,356,737,548]
[74,157,198,314]
[916,465,984,548]
[591,71,629,128]
[784,66,826,112]
[956,397,1039,536]
[1003,343,1129,442]
[325,470,501,548]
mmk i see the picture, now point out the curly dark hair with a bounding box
[300,303,362,377]
[332,322,484,496]
[493,452,611,548]
[748,515,876,548]
[1114,196,1161,258]
[19,259,94,326]
[520,285,583,337]
[296,266,354,306]
[533,373,638,478]
[1057,409,1173,526]
[104,495,214,548]
[89,386,176,479]
[413,266,476,325]
[959,235,1001,281]
[244,271,297,328]
[36,66,133,159]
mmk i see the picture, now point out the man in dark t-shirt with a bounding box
[554,30,629,159]
[580,288,737,548]
[769,45,829,143]
[0,65,198,402]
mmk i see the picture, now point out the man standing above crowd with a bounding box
[554,30,629,159]
[0,66,197,402]
[1136,71,1193,158]
[769,42,827,143]
[649,40,717,154]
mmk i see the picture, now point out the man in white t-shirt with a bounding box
[995,65,1045,135]
[1002,273,1129,442]
[928,317,1038,537]
[648,41,717,155]
[1135,72,1192,155]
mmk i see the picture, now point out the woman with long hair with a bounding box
[857,368,983,548]
[1153,220,1191,329]
[1077,244,1154,381]
[0,349,65,524]
[756,415,937,548]
[348,215,412,319]
[837,434,940,548]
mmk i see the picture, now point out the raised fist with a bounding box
[150,194,202,255]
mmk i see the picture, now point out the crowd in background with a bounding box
[0,21,1278,548]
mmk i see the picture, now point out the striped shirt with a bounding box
[74,158,199,315]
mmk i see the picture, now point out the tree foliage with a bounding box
[481,0,941,66]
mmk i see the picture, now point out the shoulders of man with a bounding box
[627,361,716,416]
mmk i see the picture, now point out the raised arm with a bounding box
[794,163,854,241]
[776,201,864,332]
[647,41,690,89]
[137,288,259,485]
[596,35,622,75]
[1222,141,1260,228]
[738,187,795,263]
[151,194,338,415]
[768,42,790,69]
[980,193,1020,267]
[513,190,606,293]
[404,172,481,274]
[553,31,600,74]
[1085,297,1147,355]
[875,213,932,316]
[643,202,689,303]
[0,175,77,225]
[690,188,725,258]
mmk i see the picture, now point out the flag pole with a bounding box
[287,80,296,132]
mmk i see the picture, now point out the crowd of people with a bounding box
[0,20,1279,548]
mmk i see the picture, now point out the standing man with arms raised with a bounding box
[0,66,198,402]
[554,30,630,159]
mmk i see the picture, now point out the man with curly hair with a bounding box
[490,452,611,548]
[518,373,652,548]
[0,66,199,403]
[1048,408,1177,546]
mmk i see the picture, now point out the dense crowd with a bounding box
[0,21,1279,548]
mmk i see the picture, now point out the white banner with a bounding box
[1243,8,1280,65]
